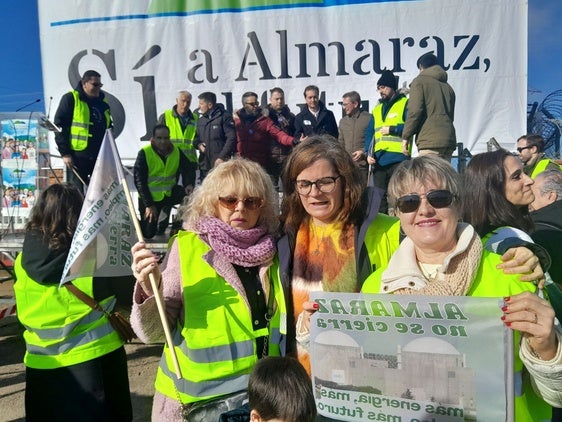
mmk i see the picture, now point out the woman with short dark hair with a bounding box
[362,155,562,420]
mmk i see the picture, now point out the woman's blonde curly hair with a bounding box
[183,158,279,235]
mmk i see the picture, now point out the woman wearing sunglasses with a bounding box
[362,155,562,420]
[278,135,401,373]
[130,158,286,421]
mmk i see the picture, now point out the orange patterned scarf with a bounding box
[291,219,357,317]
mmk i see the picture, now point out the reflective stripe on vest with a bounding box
[171,326,257,363]
[154,231,286,403]
[514,369,523,397]
[164,109,198,162]
[70,90,111,151]
[26,311,115,356]
[158,353,250,398]
[372,96,407,154]
[13,254,123,369]
[143,145,180,202]
[20,297,116,340]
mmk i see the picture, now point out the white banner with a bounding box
[38,0,527,163]
[310,292,513,421]
[60,129,134,285]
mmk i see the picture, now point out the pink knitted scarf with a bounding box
[190,217,276,308]
[193,217,276,267]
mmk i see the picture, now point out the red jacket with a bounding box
[235,109,294,168]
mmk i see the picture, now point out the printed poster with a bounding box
[310,293,513,421]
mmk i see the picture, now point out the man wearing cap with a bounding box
[401,53,456,161]
[365,70,409,214]
[54,70,112,190]
[338,91,371,184]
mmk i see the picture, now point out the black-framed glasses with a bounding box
[89,81,103,88]
[244,102,259,107]
[218,196,264,211]
[516,146,533,153]
[395,190,455,213]
[295,176,341,195]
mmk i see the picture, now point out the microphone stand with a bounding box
[15,98,41,112]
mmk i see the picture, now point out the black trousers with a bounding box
[139,186,186,239]
[371,162,401,215]
[66,154,96,193]
[25,346,132,422]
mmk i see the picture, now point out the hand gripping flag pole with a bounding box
[60,129,182,379]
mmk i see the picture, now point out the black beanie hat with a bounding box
[377,70,397,91]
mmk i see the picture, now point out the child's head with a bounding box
[248,357,316,422]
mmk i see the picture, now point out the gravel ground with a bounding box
[0,280,162,422]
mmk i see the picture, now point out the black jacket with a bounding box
[265,105,295,163]
[20,230,134,307]
[54,82,111,158]
[265,105,296,136]
[294,101,339,139]
[531,200,562,284]
[194,104,236,168]
[133,145,195,208]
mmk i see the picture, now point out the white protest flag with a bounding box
[60,129,135,285]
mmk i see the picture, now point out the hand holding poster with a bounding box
[310,293,513,421]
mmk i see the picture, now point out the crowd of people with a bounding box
[2,139,36,161]
[12,53,562,422]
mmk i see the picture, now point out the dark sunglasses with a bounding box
[218,196,264,211]
[516,146,533,153]
[395,190,455,213]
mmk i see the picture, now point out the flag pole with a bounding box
[71,166,88,188]
[110,134,183,380]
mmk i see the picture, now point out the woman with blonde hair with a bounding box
[131,158,286,421]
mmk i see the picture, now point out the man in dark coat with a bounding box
[294,85,338,140]
[54,70,112,190]
[194,92,236,180]
[266,87,295,191]
[402,53,456,161]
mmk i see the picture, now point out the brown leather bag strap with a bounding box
[64,283,105,314]
[65,283,136,343]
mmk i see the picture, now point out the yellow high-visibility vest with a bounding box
[164,109,198,162]
[70,90,111,151]
[154,231,286,404]
[14,254,123,369]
